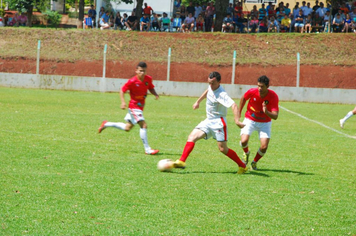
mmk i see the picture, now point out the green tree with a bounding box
[44,9,62,28]
[214,0,228,32]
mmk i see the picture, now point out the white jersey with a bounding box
[206,85,234,119]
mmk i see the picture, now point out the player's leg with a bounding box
[340,106,356,128]
[137,120,159,155]
[173,128,206,169]
[217,141,247,174]
[251,121,272,170]
[240,118,255,164]
[98,120,133,133]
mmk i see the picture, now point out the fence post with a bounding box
[296,52,300,88]
[103,44,107,79]
[36,40,41,75]
[231,50,236,85]
[167,47,171,81]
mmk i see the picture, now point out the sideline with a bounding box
[279,105,356,140]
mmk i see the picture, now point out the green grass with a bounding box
[0,87,355,235]
[0,28,355,66]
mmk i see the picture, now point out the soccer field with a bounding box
[0,87,355,235]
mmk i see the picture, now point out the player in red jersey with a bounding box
[238,75,279,170]
[98,62,160,155]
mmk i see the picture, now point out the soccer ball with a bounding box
[157,159,174,172]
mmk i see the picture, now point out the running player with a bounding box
[238,75,279,170]
[339,106,356,128]
[98,62,160,155]
[172,71,248,174]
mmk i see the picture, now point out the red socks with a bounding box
[180,142,195,162]
[253,149,264,162]
[226,149,246,167]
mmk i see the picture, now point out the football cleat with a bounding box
[339,119,344,129]
[251,161,257,170]
[173,160,186,169]
[145,149,159,155]
[237,166,248,174]
[98,120,108,133]
[242,151,250,165]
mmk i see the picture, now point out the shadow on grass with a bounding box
[257,168,314,176]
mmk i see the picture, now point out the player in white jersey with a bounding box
[339,106,356,128]
[172,72,248,174]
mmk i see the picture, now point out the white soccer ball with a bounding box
[157,159,173,172]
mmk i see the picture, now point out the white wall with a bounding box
[0,73,355,104]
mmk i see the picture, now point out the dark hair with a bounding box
[258,75,269,86]
[137,62,147,68]
[209,71,221,82]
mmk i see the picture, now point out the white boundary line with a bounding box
[279,105,356,140]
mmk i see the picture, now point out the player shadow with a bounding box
[256,168,314,176]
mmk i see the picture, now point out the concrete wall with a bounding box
[0,73,355,104]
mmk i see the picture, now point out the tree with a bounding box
[214,0,229,32]
[15,0,50,27]
[135,0,143,19]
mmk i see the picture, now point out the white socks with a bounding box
[104,122,126,130]
[140,128,151,152]
[342,111,354,122]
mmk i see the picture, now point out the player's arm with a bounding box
[262,102,279,120]
[193,89,208,110]
[119,88,127,110]
[231,103,245,128]
[238,94,247,120]
[149,88,159,100]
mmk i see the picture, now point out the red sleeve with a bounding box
[244,88,254,100]
[147,75,155,90]
[121,79,132,93]
[270,92,279,112]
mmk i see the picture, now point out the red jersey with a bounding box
[244,88,279,122]
[121,75,155,111]
[143,6,153,15]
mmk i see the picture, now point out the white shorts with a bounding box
[240,118,271,139]
[196,117,228,142]
[124,108,145,125]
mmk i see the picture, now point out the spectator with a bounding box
[275,2,284,12]
[182,12,195,32]
[222,13,233,32]
[313,0,320,12]
[114,12,123,30]
[268,16,279,32]
[335,9,346,21]
[205,1,215,32]
[340,3,349,15]
[140,14,150,31]
[333,13,344,32]
[258,3,267,21]
[259,17,268,32]
[294,9,305,33]
[292,4,300,25]
[99,10,110,30]
[10,12,19,26]
[180,4,187,22]
[276,6,286,24]
[281,14,291,31]
[249,15,259,33]
[304,2,313,16]
[323,10,332,31]
[226,3,234,16]
[187,1,195,17]
[143,2,154,17]
[268,5,276,19]
[234,2,243,17]
[236,12,248,33]
[172,14,182,32]
[250,5,259,19]
[284,3,291,16]
[125,11,138,31]
[122,13,128,28]
[150,13,160,31]
[342,13,352,32]
[109,14,115,28]
[195,3,203,19]
[196,13,204,31]
[316,2,327,17]
[160,12,171,32]
[98,7,105,28]
[266,2,273,13]
[88,5,97,27]
[18,12,28,26]
[312,11,323,32]
[84,13,93,29]
[300,1,308,14]
[304,14,312,33]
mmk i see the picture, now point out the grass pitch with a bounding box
[0,87,355,235]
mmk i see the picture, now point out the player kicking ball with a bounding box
[98,62,160,155]
[238,75,279,170]
[172,71,248,174]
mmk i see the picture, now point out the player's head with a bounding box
[209,71,221,82]
[136,62,147,79]
[137,61,147,69]
[258,75,269,87]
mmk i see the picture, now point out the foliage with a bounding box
[0,88,356,235]
[0,8,4,17]
[44,10,62,28]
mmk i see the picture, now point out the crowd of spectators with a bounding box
[0,11,28,27]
